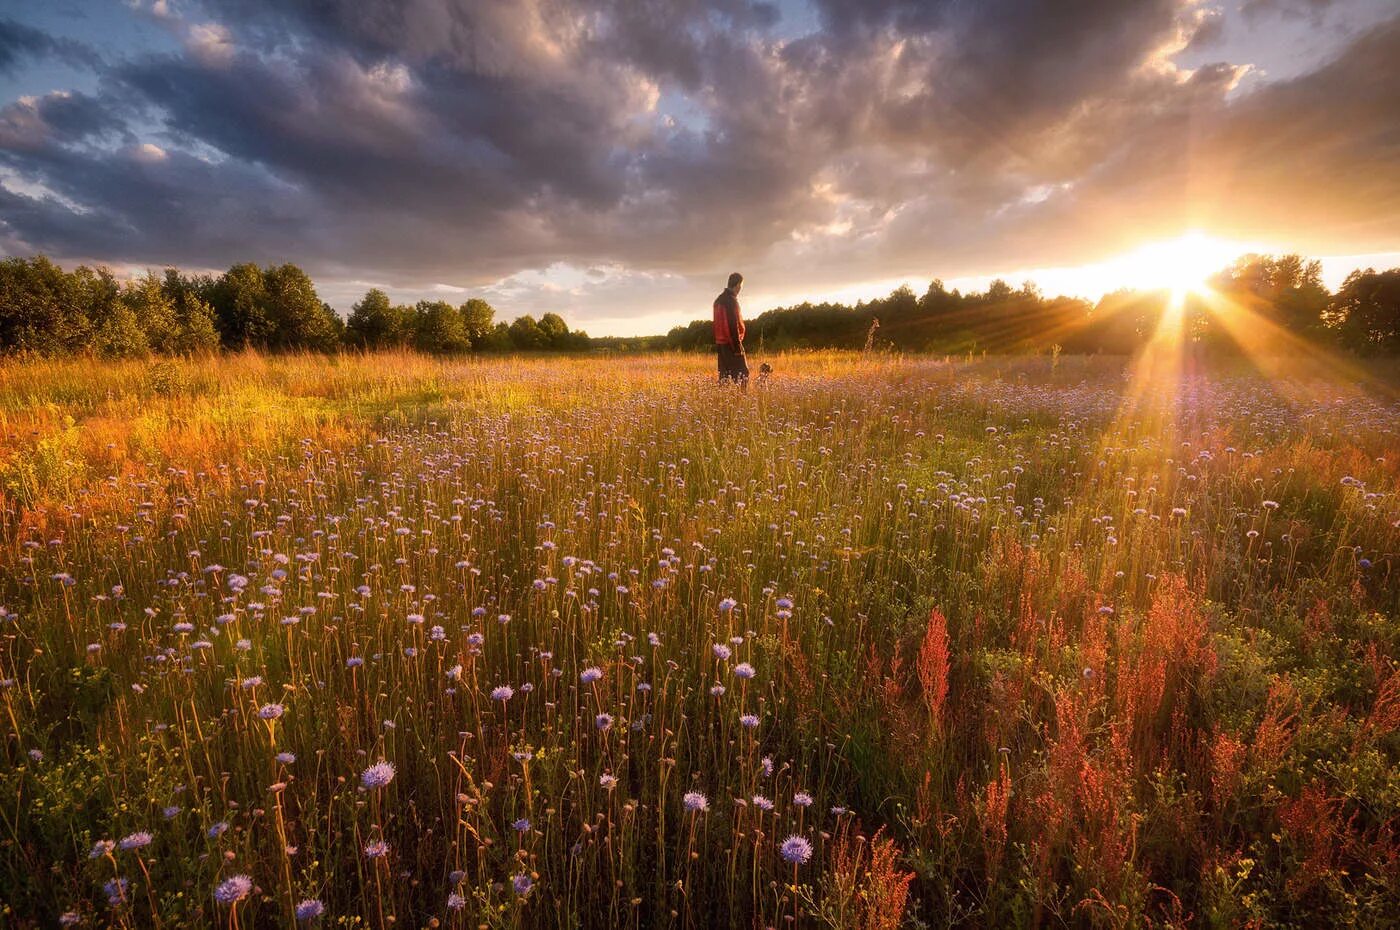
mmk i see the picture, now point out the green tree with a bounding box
[479,321,514,352]
[460,298,496,348]
[123,272,179,353]
[347,289,412,349]
[413,300,470,353]
[508,314,547,350]
[77,266,149,357]
[263,264,340,351]
[158,269,221,354]
[0,256,87,354]
[1326,268,1400,354]
[537,312,570,349]
[207,263,273,348]
[1213,254,1330,338]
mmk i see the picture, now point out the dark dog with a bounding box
[757,362,773,382]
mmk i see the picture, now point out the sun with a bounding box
[1107,233,1243,299]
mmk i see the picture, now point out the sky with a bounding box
[0,0,1397,336]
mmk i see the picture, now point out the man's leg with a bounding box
[718,344,736,383]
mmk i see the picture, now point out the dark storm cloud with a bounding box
[0,17,100,74]
[0,0,1396,308]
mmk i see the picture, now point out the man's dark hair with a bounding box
[727,272,743,289]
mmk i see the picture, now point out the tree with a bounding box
[0,256,89,355]
[207,263,273,348]
[1212,254,1329,339]
[159,269,221,354]
[479,321,514,352]
[347,289,412,349]
[537,312,570,349]
[984,279,1014,302]
[263,264,340,351]
[1326,269,1400,354]
[460,298,496,348]
[508,314,547,350]
[123,272,179,352]
[413,300,470,353]
[76,266,148,358]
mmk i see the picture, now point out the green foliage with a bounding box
[507,313,547,349]
[206,261,274,347]
[412,299,471,352]
[346,288,412,349]
[78,266,150,359]
[1326,268,1400,353]
[460,297,496,347]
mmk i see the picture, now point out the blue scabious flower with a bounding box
[712,643,731,661]
[512,874,534,896]
[595,713,614,730]
[512,818,531,833]
[119,831,152,851]
[580,666,603,684]
[361,761,395,789]
[740,714,759,729]
[363,840,389,859]
[491,685,514,702]
[258,703,284,720]
[103,877,129,905]
[447,892,466,909]
[793,791,814,807]
[213,874,253,904]
[779,835,813,865]
[719,598,737,613]
[295,898,325,920]
[734,662,756,679]
[683,791,709,812]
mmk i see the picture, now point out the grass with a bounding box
[0,349,1397,928]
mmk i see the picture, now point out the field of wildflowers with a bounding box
[0,350,1397,928]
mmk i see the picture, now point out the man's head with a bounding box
[727,272,743,293]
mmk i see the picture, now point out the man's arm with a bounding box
[726,295,744,352]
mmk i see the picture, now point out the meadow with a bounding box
[0,350,1397,928]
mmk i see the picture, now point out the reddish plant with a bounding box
[981,762,1012,880]
[918,607,951,734]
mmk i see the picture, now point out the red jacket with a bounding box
[713,288,745,346]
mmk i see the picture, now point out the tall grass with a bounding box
[0,351,1397,927]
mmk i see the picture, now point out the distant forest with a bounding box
[643,255,1400,357]
[1,253,1397,358]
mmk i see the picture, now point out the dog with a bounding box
[757,362,773,382]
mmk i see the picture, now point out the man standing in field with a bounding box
[714,272,749,386]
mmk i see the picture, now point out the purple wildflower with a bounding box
[779,835,813,865]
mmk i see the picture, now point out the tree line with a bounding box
[1,253,1396,358]
[657,255,1400,356]
[0,257,589,357]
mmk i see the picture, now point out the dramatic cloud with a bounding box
[0,0,1396,330]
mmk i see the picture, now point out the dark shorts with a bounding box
[717,344,749,383]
